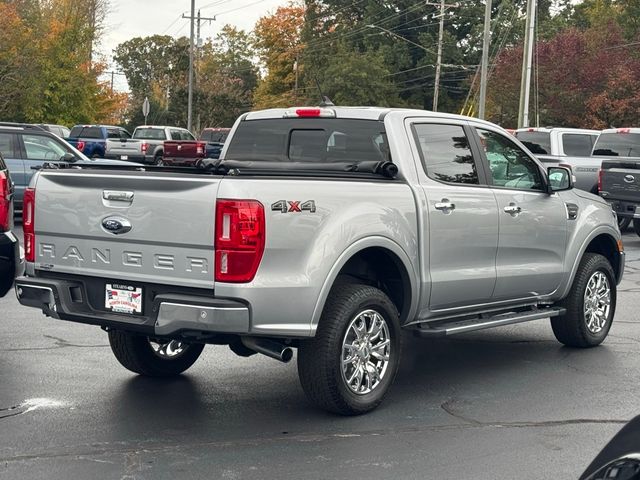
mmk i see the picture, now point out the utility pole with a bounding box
[183,7,216,133]
[433,0,445,112]
[478,0,492,119]
[518,0,536,128]
[294,56,299,104]
[187,0,195,132]
[426,1,458,112]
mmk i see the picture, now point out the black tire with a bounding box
[618,216,631,231]
[153,153,163,165]
[551,253,616,348]
[297,283,402,415]
[108,331,204,376]
[633,219,640,237]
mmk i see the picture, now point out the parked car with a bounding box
[67,125,131,158]
[14,106,623,415]
[104,125,195,165]
[35,124,70,138]
[597,128,640,234]
[0,150,21,297]
[162,127,231,166]
[515,127,600,192]
[0,122,136,213]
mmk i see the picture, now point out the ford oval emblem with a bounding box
[101,216,132,235]
[624,174,635,184]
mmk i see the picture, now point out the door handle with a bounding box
[503,204,522,215]
[434,199,455,212]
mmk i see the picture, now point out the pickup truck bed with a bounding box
[14,106,624,415]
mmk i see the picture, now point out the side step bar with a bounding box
[412,306,566,338]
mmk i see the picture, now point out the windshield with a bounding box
[133,128,167,140]
[592,133,640,157]
[515,131,551,155]
[224,118,389,165]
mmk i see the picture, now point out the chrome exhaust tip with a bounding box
[241,337,293,363]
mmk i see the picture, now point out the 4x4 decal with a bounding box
[271,200,316,213]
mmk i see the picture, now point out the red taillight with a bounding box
[196,142,206,156]
[215,199,265,283]
[296,108,321,117]
[617,128,631,134]
[141,142,148,153]
[23,188,35,262]
[0,172,9,231]
[598,169,603,192]
[77,141,85,152]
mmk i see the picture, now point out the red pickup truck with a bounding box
[162,127,230,166]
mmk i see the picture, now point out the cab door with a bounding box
[0,132,25,210]
[472,126,567,301]
[409,120,499,312]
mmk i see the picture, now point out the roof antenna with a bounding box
[313,75,334,107]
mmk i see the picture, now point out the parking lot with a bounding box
[0,226,637,479]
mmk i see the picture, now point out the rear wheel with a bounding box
[154,153,163,165]
[297,283,402,415]
[551,253,616,347]
[108,331,204,376]
[618,216,631,231]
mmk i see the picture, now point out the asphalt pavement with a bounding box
[1,227,639,479]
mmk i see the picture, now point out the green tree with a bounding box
[253,4,305,108]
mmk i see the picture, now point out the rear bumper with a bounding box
[162,156,201,167]
[103,154,150,164]
[14,276,250,337]
[604,199,640,218]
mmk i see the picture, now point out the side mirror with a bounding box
[547,166,573,193]
[580,415,640,480]
[61,152,76,162]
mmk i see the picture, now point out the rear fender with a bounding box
[310,236,418,335]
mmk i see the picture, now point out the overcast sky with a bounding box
[99,0,288,90]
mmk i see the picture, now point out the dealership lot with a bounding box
[1,226,639,479]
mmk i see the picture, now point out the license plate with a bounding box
[120,155,128,160]
[105,283,142,314]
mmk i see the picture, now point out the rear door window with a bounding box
[515,131,551,155]
[593,133,640,157]
[22,133,68,161]
[562,133,596,156]
[412,123,479,185]
[169,129,183,140]
[0,132,19,158]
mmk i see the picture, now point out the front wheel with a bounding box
[108,331,204,376]
[297,283,402,415]
[551,253,616,347]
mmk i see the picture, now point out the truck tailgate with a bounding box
[106,139,142,158]
[33,170,220,289]
[601,160,640,202]
[163,141,204,166]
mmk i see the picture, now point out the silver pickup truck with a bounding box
[514,127,601,190]
[14,107,624,415]
[105,126,195,164]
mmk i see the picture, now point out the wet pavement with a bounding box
[1,228,639,479]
